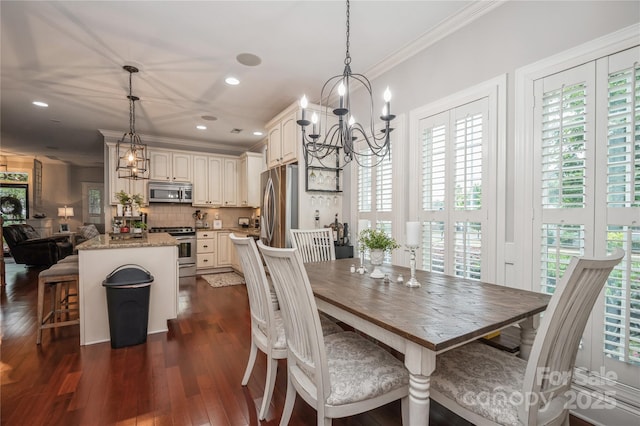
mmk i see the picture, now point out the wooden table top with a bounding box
[304,259,551,352]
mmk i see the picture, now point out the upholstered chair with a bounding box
[289,228,335,263]
[430,249,625,425]
[257,240,409,426]
[230,234,342,420]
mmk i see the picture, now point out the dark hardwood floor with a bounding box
[1,260,592,426]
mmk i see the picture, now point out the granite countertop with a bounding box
[76,232,178,250]
[196,227,260,237]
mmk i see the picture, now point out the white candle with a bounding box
[406,222,420,247]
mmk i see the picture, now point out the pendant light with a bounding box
[115,65,150,180]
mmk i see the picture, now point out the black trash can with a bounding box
[102,264,154,349]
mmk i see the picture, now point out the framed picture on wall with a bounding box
[59,223,70,233]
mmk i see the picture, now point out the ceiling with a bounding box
[1,0,482,167]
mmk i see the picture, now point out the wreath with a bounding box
[0,196,23,217]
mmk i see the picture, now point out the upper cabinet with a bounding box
[106,143,148,205]
[238,152,264,207]
[149,149,192,182]
[192,155,237,207]
[266,104,299,169]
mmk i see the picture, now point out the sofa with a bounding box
[2,224,73,266]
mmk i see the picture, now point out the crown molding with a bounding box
[98,129,247,156]
[365,0,506,81]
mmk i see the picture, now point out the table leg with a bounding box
[405,342,436,426]
[519,315,539,360]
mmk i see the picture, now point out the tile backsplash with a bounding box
[139,204,257,229]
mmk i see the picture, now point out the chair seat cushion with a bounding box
[324,331,408,406]
[39,262,79,278]
[264,312,343,350]
[431,341,527,425]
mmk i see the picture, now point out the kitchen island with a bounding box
[76,233,179,346]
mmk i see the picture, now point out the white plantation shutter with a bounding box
[422,122,446,211]
[376,150,393,212]
[454,113,483,211]
[604,226,640,365]
[607,63,640,209]
[358,155,372,213]
[531,47,640,387]
[540,83,587,209]
[356,136,396,264]
[601,53,640,368]
[417,99,489,280]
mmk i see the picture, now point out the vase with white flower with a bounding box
[358,228,400,278]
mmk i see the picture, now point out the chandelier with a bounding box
[116,65,149,180]
[297,0,395,170]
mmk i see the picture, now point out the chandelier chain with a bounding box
[129,71,135,134]
[344,0,351,66]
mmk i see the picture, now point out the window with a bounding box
[355,125,398,264]
[529,46,639,387]
[0,173,30,225]
[356,146,393,259]
[414,96,495,281]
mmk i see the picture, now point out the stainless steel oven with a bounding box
[149,227,196,277]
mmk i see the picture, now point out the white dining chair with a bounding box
[430,248,625,426]
[257,240,409,426]
[290,228,335,263]
[230,234,343,420]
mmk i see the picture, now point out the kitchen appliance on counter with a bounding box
[260,164,298,247]
[148,181,193,203]
[148,226,196,277]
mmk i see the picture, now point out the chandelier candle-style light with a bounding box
[297,0,395,170]
[116,65,150,180]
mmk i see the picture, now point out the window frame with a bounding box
[408,75,506,284]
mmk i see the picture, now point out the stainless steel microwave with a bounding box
[148,181,193,203]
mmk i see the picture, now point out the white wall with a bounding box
[347,0,639,242]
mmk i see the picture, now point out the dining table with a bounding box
[303,258,551,426]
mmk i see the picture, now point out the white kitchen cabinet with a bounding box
[216,231,232,267]
[107,144,148,205]
[196,230,216,270]
[238,152,263,208]
[149,149,192,182]
[266,108,298,169]
[192,155,223,207]
[222,158,238,207]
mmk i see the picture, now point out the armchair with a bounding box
[2,224,73,266]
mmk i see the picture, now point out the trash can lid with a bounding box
[102,264,154,287]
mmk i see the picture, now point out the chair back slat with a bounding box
[229,234,276,345]
[257,241,331,400]
[290,228,336,263]
[520,249,624,425]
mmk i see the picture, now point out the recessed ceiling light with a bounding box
[33,101,48,107]
[236,53,262,67]
[225,77,240,86]
[196,125,207,130]
[253,131,263,136]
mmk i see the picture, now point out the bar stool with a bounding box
[58,254,78,264]
[36,263,80,344]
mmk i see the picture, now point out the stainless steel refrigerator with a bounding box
[260,164,298,247]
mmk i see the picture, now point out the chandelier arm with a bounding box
[350,125,388,154]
